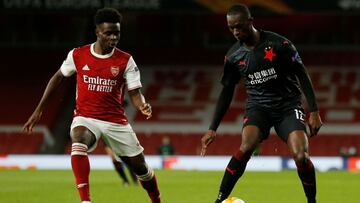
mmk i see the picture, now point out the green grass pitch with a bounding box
[0,169,358,203]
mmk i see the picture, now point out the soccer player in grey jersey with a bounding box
[201,4,322,203]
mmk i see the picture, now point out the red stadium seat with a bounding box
[0,132,44,154]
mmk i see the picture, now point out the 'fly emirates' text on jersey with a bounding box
[60,43,142,124]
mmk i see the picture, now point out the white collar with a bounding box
[90,43,114,59]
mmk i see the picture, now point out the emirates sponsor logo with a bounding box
[83,75,117,92]
[83,75,117,86]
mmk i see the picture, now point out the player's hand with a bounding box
[140,103,152,119]
[23,110,42,134]
[308,111,322,137]
[200,130,217,156]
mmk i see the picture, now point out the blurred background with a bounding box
[1,0,360,171]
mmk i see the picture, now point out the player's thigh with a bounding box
[287,130,309,160]
[241,126,262,152]
[120,153,148,175]
[274,107,307,143]
[70,116,101,149]
[242,108,271,151]
[103,123,144,157]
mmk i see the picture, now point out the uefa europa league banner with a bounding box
[1,0,359,14]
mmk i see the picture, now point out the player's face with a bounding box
[96,22,121,51]
[227,13,253,42]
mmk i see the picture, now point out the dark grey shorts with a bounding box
[243,106,307,142]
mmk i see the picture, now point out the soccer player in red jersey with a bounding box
[23,8,161,203]
[200,4,322,203]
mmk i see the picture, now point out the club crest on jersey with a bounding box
[264,46,277,62]
[238,59,246,65]
[110,66,120,76]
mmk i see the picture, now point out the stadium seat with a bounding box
[0,132,44,154]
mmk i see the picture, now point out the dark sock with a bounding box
[296,159,317,202]
[215,150,252,203]
[140,175,161,203]
[308,199,317,203]
[113,161,129,184]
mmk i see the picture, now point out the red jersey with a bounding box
[60,43,142,125]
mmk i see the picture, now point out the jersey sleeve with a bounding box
[283,41,318,112]
[221,57,241,86]
[124,56,142,90]
[60,49,76,77]
[278,40,306,69]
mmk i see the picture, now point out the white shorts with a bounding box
[70,116,144,157]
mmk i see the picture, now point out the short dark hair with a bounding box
[227,4,251,18]
[94,7,122,25]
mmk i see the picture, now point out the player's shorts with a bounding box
[70,116,144,157]
[243,105,307,142]
[102,139,121,162]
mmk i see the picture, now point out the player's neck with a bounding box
[94,42,113,55]
[244,27,260,49]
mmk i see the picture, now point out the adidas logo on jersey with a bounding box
[82,65,90,71]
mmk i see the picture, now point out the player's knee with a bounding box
[131,162,148,175]
[70,133,94,147]
[292,152,308,165]
[70,126,96,146]
[71,143,88,156]
[71,133,85,143]
[136,164,154,181]
[239,142,256,154]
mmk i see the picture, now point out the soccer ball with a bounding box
[221,197,245,203]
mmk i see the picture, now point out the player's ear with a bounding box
[95,25,100,38]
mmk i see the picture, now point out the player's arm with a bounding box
[125,56,151,119]
[201,57,239,156]
[128,88,152,119]
[23,70,67,133]
[294,62,322,136]
[288,44,323,136]
[201,84,236,156]
[23,49,75,134]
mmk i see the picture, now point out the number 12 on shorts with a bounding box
[294,109,305,121]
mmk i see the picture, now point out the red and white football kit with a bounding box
[60,43,144,156]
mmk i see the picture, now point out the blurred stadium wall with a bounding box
[1,0,360,164]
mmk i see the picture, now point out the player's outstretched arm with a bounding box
[201,84,235,156]
[128,88,152,119]
[296,70,323,136]
[23,70,66,134]
[293,64,323,137]
[201,130,217,156]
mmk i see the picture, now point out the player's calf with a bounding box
[137,166,161,203]
[71,143,91,203]
[296,158,316,203]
